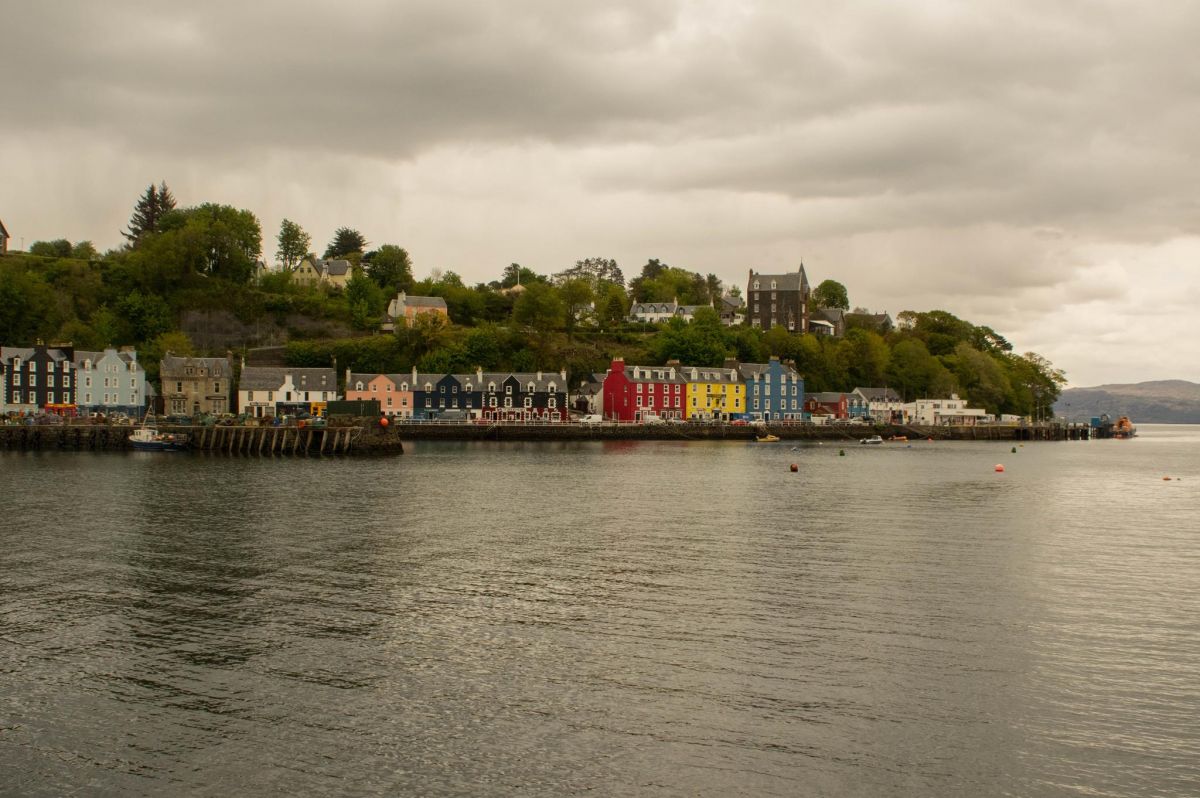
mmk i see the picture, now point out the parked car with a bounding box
[730,419,748,426]
[580,414,604,424]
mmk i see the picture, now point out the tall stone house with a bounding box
[746,265,810,333]
[159,354,233,416]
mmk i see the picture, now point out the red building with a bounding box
[601,358,686,421]
[803,391,848,419]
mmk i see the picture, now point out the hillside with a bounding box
[1055,380,1200,423]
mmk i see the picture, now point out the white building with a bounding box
[851,387,907,424]
[905,394,989,426]
[237,365,339,418]
[628,300,680,324]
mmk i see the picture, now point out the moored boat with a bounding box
[860,435,884,445]
[129,426,189,452]
[1113,416,1137,438]
[756,433,780,442]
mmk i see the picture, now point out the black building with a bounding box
[746,265,810,334]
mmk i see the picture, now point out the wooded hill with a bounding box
[0,186,1067,417]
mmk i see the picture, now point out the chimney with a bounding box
[345,366,351,385]
[477,367,483,382]
[723,357,739,370]
[560,368,566,381]
[537,371,542,381]
[412,365,418,383]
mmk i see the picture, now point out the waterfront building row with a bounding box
[1,344,148,416]
[345,367,569,421]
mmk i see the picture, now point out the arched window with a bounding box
[527,382,535,392]
[752,281,759,290]
[401,383,408,391]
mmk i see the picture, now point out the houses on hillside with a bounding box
[293,256,352,289]
[382,292,449,331]
[746,266,810,333]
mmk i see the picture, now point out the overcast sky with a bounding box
[3,1,1198,386]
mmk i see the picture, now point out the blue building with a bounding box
[738,357,805,421]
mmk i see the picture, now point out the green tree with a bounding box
[513,281,565,337]
[117,290,174,342]
[596,283,629,330]
[650,308,731,366]
[500,263,544,288]
[840,328,890,388]
[812,279,849,310]
[345,269,387,330]
[29,239,73,258]
[158,203,262,282]
[365,244,413,292]
[324,227,367,259]
[71,241,99,261]
[123,181,176,242]
[275,219,311,271]
[558,278,595,335]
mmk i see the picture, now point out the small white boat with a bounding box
[129,426,189,452]
[859,435,884,445]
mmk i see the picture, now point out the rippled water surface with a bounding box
[2,426,1199,796]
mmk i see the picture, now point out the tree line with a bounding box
[0,182,1066,415]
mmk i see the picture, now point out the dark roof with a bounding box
[0,218,8,237]
[853,387,902,402]
[403,295,447,309]
[239,366,336,391]
[749,264,809,292]
[73,349,137,368]
[322,259,352,277]
[807,392,845,402]
[630,301,678,314]
[160,355,232,378]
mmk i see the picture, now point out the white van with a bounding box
[580,414,604,424]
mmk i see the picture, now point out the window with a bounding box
[753,281,760,289]
[356,381,364,390]
[505,384,512,394]
[176,382,183,393]
[129,378,135,389]
[527,382,535,393]
[13,373,20,386]
[401,383,408,391]
[29,373,36,387]
[524,396,532,407]
[753,399,759,410]
[548,398,556,408]
[371,383,377,393]
[504,397,512,408]
[214,382,221,393]
[440,385,446,393]
[452,385,458,394]
[636,383,643,393]
[488,382,495,392]
[386,383,392,392]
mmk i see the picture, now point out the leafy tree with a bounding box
[117,290,174,342]
[513,281,565,337]
[840,328,890,388]
[558,278,595,335]
[29,239,73,258]
[324,227,367,259]
[650,309,731,366]
[364,244,413,292]
[598,283,630,330]
[705,274,723,305]
[345,269,387,329]
[71,241,98,261]
[812,279,849,310]
[947,342,1010,415]
[275,219,311,271]
[158,203,262,282]
[500,263,545,288]
[123,181,176,242]
[0,266,58,343]
[553,257,624,288]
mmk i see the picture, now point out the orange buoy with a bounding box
[995,464,1005,472]
[379,416,390,427]
[1163,476,1171,481]
[790,463,799,472]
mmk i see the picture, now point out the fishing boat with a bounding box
[756,433,780,442]
[1113,416,1137,439]
[129,424,189,452]
[860,435,884,445]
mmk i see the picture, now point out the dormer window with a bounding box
[424,382,432,392]
[488,382,495,392]
[752,281,760,290]
[771,280,777,289]
[527,382,535,393]
[356,381,364,390]
[401,383,408,391]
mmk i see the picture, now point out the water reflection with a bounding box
[1,430,1197,796]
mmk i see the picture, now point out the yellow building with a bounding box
[682,365,745,420]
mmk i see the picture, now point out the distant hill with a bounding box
[1055,380,1200,423]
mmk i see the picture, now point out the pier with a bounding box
[0,420,404,455]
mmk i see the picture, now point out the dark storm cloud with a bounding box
[3,0,1200,385]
